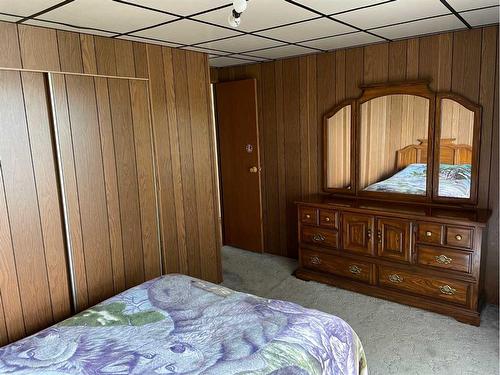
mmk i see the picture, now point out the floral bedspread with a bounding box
[0,274,367,375]
[364,163,471,198]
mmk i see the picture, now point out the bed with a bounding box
[0,274,367,375]
[363,138,472,198]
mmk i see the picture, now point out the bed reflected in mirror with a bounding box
[436,98,474,199]
[359,94,430,196]
[325,104,352,191]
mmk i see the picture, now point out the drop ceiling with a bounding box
[0,0,498,67]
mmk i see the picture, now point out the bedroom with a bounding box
[0,0,498,374]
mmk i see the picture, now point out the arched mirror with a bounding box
[324,101,354,193]
[358,93,432,198]
[434,94,481,203]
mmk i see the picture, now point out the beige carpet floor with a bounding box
[221,246,499,375]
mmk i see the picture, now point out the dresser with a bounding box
[295,196,490,325]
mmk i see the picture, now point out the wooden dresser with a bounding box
[295,196,490,325]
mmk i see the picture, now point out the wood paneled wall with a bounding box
[212,26,499,304]
[0,20,221,344]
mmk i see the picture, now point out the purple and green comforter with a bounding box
[0,274,367,374]
[364,163,471,198]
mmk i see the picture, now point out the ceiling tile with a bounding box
[0,14,22,23]
[250,44,317,59]
[256,17,355,43]
[117,34,182,47]
[196,34,285,54]
[194,0,315,32]
[0,0,62,17]
[296,0,392,15]
[40,0,177,34]
[301,31,383,50]
[447,0,499,12]
[181,46,230,56]
[134,19,240,45]
[25,18,117,36]
[460,7,499,26]
[209,56,252,67]
[123,0,231,16]
[374,14,465,40]
[335,0,451,29]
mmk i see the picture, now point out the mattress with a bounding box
[0,274,367,375]
[363,163,471,198]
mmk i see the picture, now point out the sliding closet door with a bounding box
[0,70,71,345]
[50,74,160,312]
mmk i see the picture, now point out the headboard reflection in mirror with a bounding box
[359,94,431,196]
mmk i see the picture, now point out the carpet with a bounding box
[221,246,499,375]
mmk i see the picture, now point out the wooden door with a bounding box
[0,70,71,344]
[215,79,263,252]
[377,218,411,262]
[50,74,160,311]
[342,212,375,255]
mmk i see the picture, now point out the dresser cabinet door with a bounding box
[377,218,412,262]
[342,213,375,255]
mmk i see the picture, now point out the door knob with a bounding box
[249,166,258,173]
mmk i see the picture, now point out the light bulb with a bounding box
[233,0,247,13]
[228,12,241,27]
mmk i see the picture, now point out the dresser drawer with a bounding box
[445,226,473,249]
[319,209,338,229]
[302,249,373,284]
[417,222,444,245]
[379,266,470,306]
[417,245,472,274]
[301,226,339,249]
[299,206,318,225]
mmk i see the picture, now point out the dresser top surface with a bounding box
[296,195,491,225]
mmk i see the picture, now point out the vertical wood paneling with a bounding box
[130,80,161,280]
[0,294,7,346]
[388,40,407,81]
[108,78,145,288]
[94,77,126,293]
[451,29,482,101]
[345,48,364,98]
[80,34,97,74]
[0,70,54,333]
[95,36,117,76]
[115,39,135,77]
[364,43,389,83]
[147,45,181,274]
[0,22,21,68]
[21,72,71,322]
[172,49,201,277]
[57,30,83,73]
[133,42,148,79]
[18,25,60,71]
[418,33,452,91]
[406,38,419,79]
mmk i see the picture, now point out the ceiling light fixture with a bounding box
[228,0,249,28]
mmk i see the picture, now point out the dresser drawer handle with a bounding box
[439,285,457,295]
[305,214,311,219]
[425,231,433,237]
[455,234,463,241]
[349,265,362,274]
[324,217,331,222]
[367,229,372,239]
[388,274,403,283]
[435,254,452,265]
[312,234,325,242]
[310,256,321,265]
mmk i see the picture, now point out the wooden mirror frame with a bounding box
[322,81,483,207]
[433,92,482,205]
[323,99,356,194]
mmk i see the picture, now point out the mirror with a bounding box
[359,94,430,196]
[436,98,474,199]
[325,104,352,190]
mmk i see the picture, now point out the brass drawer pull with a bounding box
[312,234,325,242]
[388,274,403,283]
[310,256,321,265]
[349,265,361,274]
[435,254,452,265]
[305,214,311,219]
[455,234,463,241]
[367,229,372,239]
[439,285,456,295]
[377,230,382,244]
[425,231,433,237]
[324,217,330,222]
